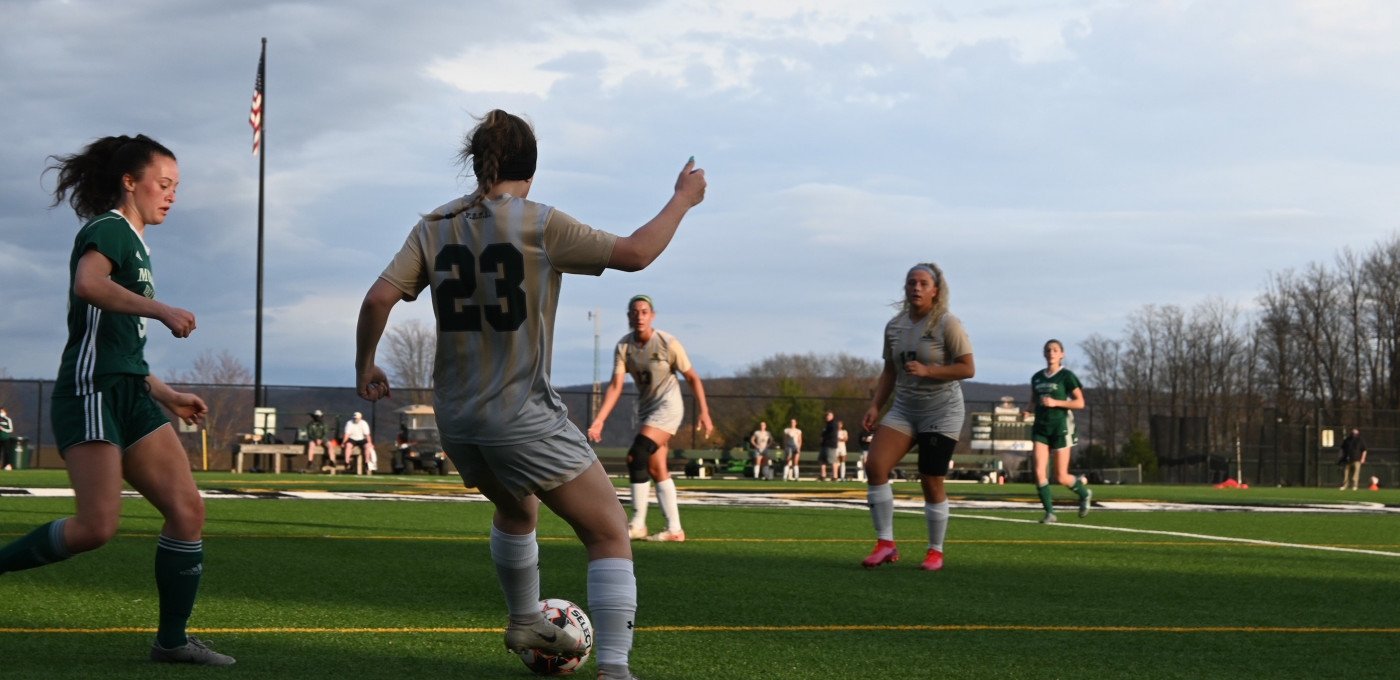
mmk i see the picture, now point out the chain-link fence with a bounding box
[1,378,1395,486]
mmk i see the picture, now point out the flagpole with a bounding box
[255,37,267,408]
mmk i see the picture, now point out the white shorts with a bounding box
[442,423,596,500]
[638,391,684,435]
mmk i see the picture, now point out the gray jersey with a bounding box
[882,311,973,436]
[613,329,692,418]
[379,193,616,445]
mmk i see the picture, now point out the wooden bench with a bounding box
[949,453,1004,483]
[233,443,304,474]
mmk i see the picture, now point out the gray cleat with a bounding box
[504,616,582,655]
[1039,512,1058,524]
[1079,488,1093,518]
[150,636,236,666]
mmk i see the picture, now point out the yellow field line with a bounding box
[0,531,1393,549]
[1,624,1396,635]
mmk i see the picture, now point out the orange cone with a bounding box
[1369,476,1380,491]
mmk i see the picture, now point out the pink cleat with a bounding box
[920,548,944,571]
[861,540,899,568]
[646,529,686,542]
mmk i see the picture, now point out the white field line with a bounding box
[949,511,1400,558]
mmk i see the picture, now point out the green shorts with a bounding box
[1031,420,1070,450]
[51,374,170,454]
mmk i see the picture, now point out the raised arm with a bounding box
[607,158,707,272]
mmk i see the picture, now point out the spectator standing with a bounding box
[782,419,803,481]
[818,411,839,481]
[835,421,850,481]
[749,421,772,479]
[1339,428,1368,491]
[0,407,13,470]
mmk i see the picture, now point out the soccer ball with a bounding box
[516,598,593,676]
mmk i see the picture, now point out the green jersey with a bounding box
[1031,367,1081,431]
[54,211,153,397]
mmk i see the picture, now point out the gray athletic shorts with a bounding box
[638,391,684,435]
[880,396,964,440]
[442,422,597,500]
[817,447,837,464]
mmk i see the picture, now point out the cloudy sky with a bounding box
[3,0,1398,391]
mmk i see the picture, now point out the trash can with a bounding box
[10,437,28,470]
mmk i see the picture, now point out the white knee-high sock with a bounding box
[924,500,949,552]
[629,482,651,527]
[867,482,895,541]
[655,479,681,532]
[588,558,637,669]
[490,526,540,621]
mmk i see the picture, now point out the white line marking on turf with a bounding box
[952,512,1400,558]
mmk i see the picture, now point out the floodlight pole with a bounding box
[588,308,601,423]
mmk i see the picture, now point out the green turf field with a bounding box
[1,470,1396,679]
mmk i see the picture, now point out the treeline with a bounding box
[1079,233,1400,460]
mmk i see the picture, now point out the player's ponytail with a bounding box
[46,134,176,222]
[458,110,537,210]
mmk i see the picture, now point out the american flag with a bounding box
[249,48,264,155]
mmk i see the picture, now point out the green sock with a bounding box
[0,519,72,574]
[1036,484,1055,513]
[1070,479,1089,499]
[154,535,204,649]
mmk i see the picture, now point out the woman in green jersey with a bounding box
[355,110,705,680]
[0,135,233,665]
[1025,339,1091,523]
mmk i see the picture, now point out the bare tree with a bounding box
[1080,333,1123,454]
[171,350,253,459]
[384,319,436,389]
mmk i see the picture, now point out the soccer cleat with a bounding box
[646,529,686,542]
[861,540,899,568]
[597,663,640,679]
[1039,513,1058,524]
[627,523,648,540]
[1078,488,1093,518]
[149,636,236,666]
[920,548,944,571]
[504,616,582,655]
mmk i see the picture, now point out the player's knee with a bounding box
[916,432,955,477]
[66,516,119,553]
[627,435,659,483]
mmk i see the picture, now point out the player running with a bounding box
[0,135,234,665]
[588,295,714,543]
[354,110,705,680]
[860,263,974,572]
[1024,339,1091,523]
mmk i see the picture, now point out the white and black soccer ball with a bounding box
[517,598,593,676]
